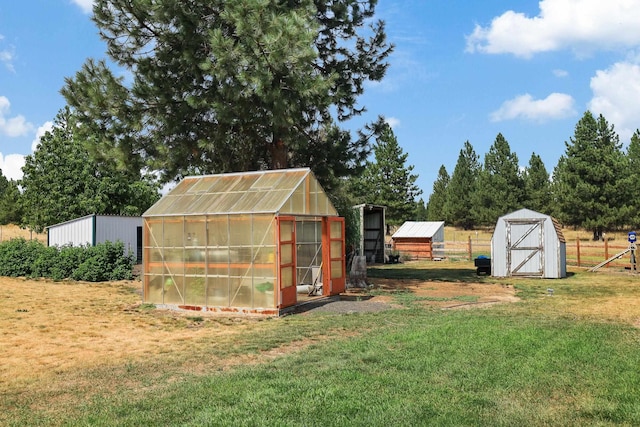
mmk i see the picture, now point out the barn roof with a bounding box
[392,221,445,239]
[143,168,337,217]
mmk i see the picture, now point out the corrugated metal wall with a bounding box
[491,209,566,278]
[48,215,94,247]
[96,216,142,261]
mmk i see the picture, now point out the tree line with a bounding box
[426,111,640,241]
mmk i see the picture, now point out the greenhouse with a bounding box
[142,168,346,316]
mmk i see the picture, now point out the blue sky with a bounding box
[2,1,640,199]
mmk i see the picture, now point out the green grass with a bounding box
[22,309,640,426]
[5,265,640,426]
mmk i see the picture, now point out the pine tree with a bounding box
[443,141,480,229]
[553,111,628,240]
[426,165,449,220]
[522,152,552,214]
[62,0,393,188]
[349,123,422,225]
[472,133,523,226]
[626,130,640,228]
[0,170,21,225]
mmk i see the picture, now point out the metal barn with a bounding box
[491,208,566,278]
[142,168,346,316]
[353,204,386,263]
[391,221,445,260]
[47,214,143,262]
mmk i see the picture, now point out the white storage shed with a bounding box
[47,214,143,263]
[491,208,566,278]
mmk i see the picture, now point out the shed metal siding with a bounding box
[491,208,566,278]
[48,215,94,247]
[95,216,142,257]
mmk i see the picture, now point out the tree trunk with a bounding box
[269,139,288,169]
[593,228,603,241]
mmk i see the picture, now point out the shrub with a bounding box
[0,238,134,282]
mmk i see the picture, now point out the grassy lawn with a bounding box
[3,263,640,426]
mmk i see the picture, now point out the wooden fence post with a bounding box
[468,235,472,261]
[604,238,609,262]
[576,238,581,267]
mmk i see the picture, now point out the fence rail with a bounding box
[438,238,636,270]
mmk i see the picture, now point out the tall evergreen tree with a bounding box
[0,170,22,225]
[414,198,428,221]
[443,141,480,229]
[349,123,422,225]
[473,133,523,226]
[20,108,160,232]
[553,111,628,240]
[522,152,552,214]
[626,130,640,228]
[62,0,393,188]
[426,165,449,221]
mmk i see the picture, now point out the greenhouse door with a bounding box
[277,216,297,308]
[323,217,346,294]
[507,220,544,277]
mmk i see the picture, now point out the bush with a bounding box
[0,238,135,282]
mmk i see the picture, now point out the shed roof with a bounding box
[143,168,337,217]
[498,208,566,243]
[392,221,445,239]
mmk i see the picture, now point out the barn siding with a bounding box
[96,216,142,258]
[393,238,434,260]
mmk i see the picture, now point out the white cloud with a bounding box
[490,93,576,122]
[71,0,94,14]
[553,69,569,78]
[385,117,401,129]
[466,0,640,58]
[0,34,14,72]
[0,153,25,181]
[31,121,53,151]
[0,96,33,137]
[588,61,640,142]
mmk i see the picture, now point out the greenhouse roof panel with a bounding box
[143,168,338,217]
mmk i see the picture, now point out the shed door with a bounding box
[277,217,297,308]
[323,217,346,294]
[507,219,544,276]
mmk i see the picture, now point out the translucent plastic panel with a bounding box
[145,219,162,247]
[229,261,252,277]
[184,276,207,306]
[330,221,342,238]
[280,221,294,240]
[297,243,321,268]
[253,216,275,247]
[166,194,199,215]
[185,216,206,258]
[207,216,229,246]
[331,260,343,279]
[145,275,164,303]
[185,263,206,276]
[288,184,306,214]
[167,178,198,195]
[251,172,285,189]
[188,176,217,193]
[163,248,184,263]
[253,279,275,308]
[280,266,294,287]
[229,277,253,307]
[163,220,183,247]
[280,244,292,265]
[207,276,229,306]
[231,190,270,213]
[229,247,253,265]
[146,246,164,263]
[164,275,185,305]
[254,245,276,264]
[331,241,343,257]
[256,190,291,212]
[253,261,276,278]
[210,191,244,213]
[228,174,261,192]
[229,216,252,245]
[207,258,229,276]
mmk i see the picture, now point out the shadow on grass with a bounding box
[367,265,489,283]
